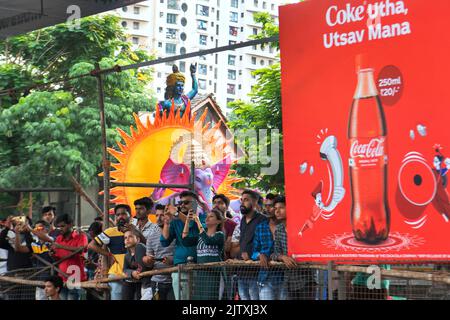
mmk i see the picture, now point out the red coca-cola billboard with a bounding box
[280,0,450,261]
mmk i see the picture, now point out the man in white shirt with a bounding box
[132,197,154,241]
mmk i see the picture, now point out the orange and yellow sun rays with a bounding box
[101,100,241,217]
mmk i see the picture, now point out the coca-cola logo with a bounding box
[350,138,385,159]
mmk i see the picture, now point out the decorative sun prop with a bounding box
[101,101,242,220]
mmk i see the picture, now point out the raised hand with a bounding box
[190,62,197,75]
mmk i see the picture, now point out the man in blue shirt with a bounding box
[160,190,204,300]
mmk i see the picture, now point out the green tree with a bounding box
[228,12,284,193]
[0,15,156,213]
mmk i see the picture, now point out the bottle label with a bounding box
[349,137,387,168]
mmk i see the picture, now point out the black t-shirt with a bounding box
[239,212,267,258]
[0,228,33,271]
[123,243,151,288]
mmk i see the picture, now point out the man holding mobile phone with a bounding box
[160,190,204,300]
[142,204,175,300]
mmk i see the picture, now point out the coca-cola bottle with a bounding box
[348,68,390,244]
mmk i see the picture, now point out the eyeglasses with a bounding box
[178,200,193,205]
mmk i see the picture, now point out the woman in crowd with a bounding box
[181,209,225,300]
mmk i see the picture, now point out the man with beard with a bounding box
[142,204,175,300]
[236,189,267,300]
[88,204,132,300]
[160,190,204,300]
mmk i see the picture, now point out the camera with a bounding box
[11,216,26,225]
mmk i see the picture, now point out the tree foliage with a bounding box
[228,13,284,193]
[0,15,156,194]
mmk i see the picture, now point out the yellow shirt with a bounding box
[94,227,127,276]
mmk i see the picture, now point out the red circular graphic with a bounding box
[376,65,404,106]
[398,159,437,206]
[322,232,425,252]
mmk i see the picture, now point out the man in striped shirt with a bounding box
[142,205,175,300]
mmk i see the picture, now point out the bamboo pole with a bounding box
[3,261,449,289]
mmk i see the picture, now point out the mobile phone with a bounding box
[191,200,198,214]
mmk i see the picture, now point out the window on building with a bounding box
[253,28,258,35]
[122,6,128,12]
[228,69,236,80]
[165,43,176,54]
[158,42,162,48]
[157,87,161,94]
[132,37,139,45]
[199,35,207,45]
[166,28,177,39]
[230,12,238,23]
[180,47,186,55]
[133,22,140,30]
[227,98,234,104]
[134,6,140,14]
[160,12,164,18]
[263,1,266,9]
[197,20,207,30]
[269,46,274,54]
[228,55,236,66]
[168,0,179,10]
[251,57,257,65]
[231,0,238,8]
[227,84,236,95]
[271,4,275,11]
[254,0,258,7]
[198,64,207,75]
[229,26,238,36]
[159,27,163,32]
[121,21,127,28]
[260,59,265,66]
[157,72,162,78]
[196,4,209,17]
[199,79,207,90]
[167,13,177,24]
[180,61,186,72]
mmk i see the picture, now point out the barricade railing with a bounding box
[1,260,449,300]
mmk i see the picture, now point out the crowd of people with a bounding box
[0,190,318,300]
